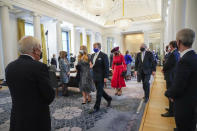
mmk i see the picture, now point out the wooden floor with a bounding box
[139,67,176,131]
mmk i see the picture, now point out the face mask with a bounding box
[79,50,84,54]
[93,48,99,53]
[140,47,145,52]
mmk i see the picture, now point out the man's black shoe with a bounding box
[161,112,174,117]
[107,98,112,107]
[144,98,149,103]
[174,128,178,131]
[165,108,169,111]
[88,109,99,114]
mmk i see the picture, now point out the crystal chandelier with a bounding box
[115,0,132,31]
[83,0,114,16]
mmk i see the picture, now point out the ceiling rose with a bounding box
[83,0,115,16]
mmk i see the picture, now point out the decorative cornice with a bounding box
[0,1,13,9]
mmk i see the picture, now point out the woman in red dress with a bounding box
[111,47,127,96]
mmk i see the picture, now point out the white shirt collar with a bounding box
[180,48,193,58]
[22,54,35,60]
[95,50,101,55]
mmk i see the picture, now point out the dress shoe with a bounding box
[107,98,112,107]
[161,112,174,117]
[174,128,178,131]
[88,109,99,114]
[165,108,169,111]
[144,98,149,103]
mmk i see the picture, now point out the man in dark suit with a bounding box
[51,54,57,68]
[165,28,197,131]
[6,36,55,131]
[135,44,156,102]
[161,41,180,117]
[89,42,112,113]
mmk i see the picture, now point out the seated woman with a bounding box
[59,51,70,96]
[111,47,127,96]
[77,45,95,104]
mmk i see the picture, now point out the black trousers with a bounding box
[94,81,111,110]
[166,81,174,114]
[174,101,197,131]
[141,72,151,99]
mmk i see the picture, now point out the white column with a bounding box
[82,28,87,46]
[174,0,186,34]
[160,29,164,58]
[56,20,63,54]
[102,35,107,53]
[185,0,197,51]
[33,13,41,41]
[0,3,12,79]
[167,0,176,42]
[144,31,150,48]
[90,31,95,53]
[71,25,77,55]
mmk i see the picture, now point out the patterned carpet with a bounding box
[0,78,150,131]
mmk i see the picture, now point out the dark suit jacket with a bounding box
[135,51,156,75]
[5,55,55,131]
[165,50,197,103]
[163,49,180,82]
[91,51,109,82]
[51,58,57,68]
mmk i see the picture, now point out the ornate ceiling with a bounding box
[44,0,162,26]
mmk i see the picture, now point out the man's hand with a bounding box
[104,78,108,83]
[152,71,156,76]
[134,71,137,77]
[67,72,70,75]
[169,98,174,102]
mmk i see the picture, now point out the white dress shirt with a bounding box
[141,51,146,62]
[180,48,193,58]
[93,50,101,66]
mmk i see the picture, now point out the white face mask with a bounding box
[79,50,84,54]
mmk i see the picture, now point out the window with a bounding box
[62,31,70,60]
[25,23,34,36]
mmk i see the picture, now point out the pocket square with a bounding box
[98,58,102,60]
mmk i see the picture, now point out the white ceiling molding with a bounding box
[5,0,104,33]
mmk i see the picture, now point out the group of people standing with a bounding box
[162,28,197,131]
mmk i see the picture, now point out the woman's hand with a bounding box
[89,62,93,68]
[67,72,70,75]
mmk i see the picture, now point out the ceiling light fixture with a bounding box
[83,0,115,16]
[115,0,132,31]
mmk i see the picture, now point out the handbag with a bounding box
[121,71,127,77]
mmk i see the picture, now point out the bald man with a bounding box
[135,44,156,102]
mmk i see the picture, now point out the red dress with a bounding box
[111,54,126,88]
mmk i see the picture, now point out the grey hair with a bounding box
[18,36,41,54]
[176,28,195,47]
[93,42,101,49]
[141,43,147,49]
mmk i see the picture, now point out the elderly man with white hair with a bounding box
[165,28,197,131]
[5,36,55,131]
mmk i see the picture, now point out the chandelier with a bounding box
[115,0,132,31]
[83,0,114,16]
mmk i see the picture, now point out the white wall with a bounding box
[0,15,4,79]
[44,21,57,61]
